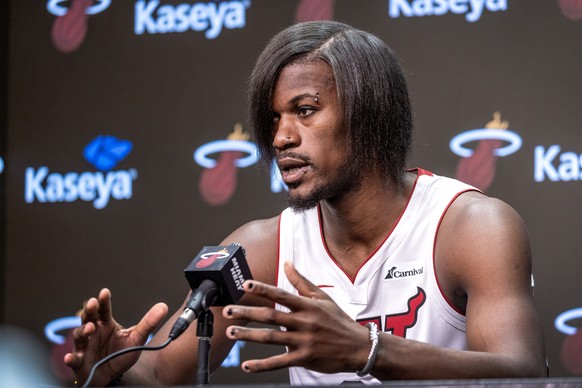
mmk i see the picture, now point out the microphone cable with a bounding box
[81,337,172,388]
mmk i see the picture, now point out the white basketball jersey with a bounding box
[276,169,478,385]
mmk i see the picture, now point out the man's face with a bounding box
[272,60,361,211]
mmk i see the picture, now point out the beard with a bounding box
[285,153,363,212]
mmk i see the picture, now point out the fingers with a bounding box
[238,262,329,312]
[226,325,294,346]
[131,302,169,342]
[223,304,297,329]
[64,322,97,370]
[225,327,306,373]
[97,288,113,323]
[239,281,308,313]
[63,352,79,369]
[74,288,112,353]
[64,344,87,369]
[71,321,96,352]
[283,261,327,300]
[81,288,112,325]
[222,262,332,327]
[241,352,298,373]
[66,289,114,371]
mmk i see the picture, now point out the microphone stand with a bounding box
[195,309,214,386]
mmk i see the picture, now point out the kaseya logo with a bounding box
[135,0,251,39]
[389,0,507,23]
[534,145,582,182]
[25,135,137,209]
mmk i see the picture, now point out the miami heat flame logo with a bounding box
[295,0,337,22]
[450,112,522,192]
[47,0,111,53]
[196,249,230,268]
[194,124,257,206]
[556,308,582,375]
[558,0,582,20]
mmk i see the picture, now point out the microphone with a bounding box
[168,243,252,340]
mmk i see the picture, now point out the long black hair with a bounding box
[249,20,412,186]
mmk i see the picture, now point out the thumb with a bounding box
[284,261,328,300]
[132,303,169,343]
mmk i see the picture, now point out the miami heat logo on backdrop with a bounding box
[194,124,257,206]
[450,112,522,192]
[558,0,582,20]
[47,0,111,53]
[295,0,337,22]
[556,308,582,375]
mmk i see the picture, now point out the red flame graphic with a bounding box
[196,253,220,268]
[51,0,92,53]
[199,152,241,206]
[455,112,508,192]
[295,0,337,22]
[561,328,582,375]
[455,138,501,192]
[199,124,248,206]
[559,0,582,20]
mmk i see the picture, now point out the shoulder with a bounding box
[220,215,281,287]
[435,191,532,311]
[440,191,529,249]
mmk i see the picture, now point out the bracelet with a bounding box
[356,322,380,377]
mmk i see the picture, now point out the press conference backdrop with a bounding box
[2,0,582,385]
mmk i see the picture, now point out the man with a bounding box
[65,21,547,386]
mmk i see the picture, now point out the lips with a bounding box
[278,157,310,185]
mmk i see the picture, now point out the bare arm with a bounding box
[66,216,279,386]
[369,193,546,379]
[222,193,547,379]
[63,290,169,387]
[129,217,279,385]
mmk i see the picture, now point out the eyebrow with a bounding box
[289,93,319,105]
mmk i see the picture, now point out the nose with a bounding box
[272,114,300,151]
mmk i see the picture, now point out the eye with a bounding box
[271,113,280,136]
[297,106,316,117]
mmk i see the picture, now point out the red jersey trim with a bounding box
[317,169,422,284]
[274,213,283,309]
[432,188,479,316]
[409,167,433,177]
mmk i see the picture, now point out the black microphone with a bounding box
[168,243,252,340]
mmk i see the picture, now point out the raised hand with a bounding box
[63,288,168,386]
[222,261,370,373]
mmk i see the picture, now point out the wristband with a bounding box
[356,322,380,377]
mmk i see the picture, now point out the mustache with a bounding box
[276,151,313,166]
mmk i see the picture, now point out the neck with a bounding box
[318,172,415,278]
